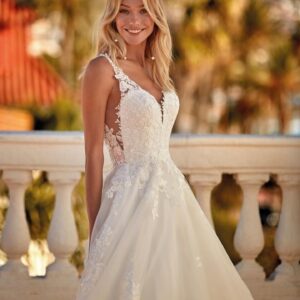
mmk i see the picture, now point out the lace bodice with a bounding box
[99,53,179,168]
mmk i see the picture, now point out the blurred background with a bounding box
[0,0,299,279]
[1,0,300,134]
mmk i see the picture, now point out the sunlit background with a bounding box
[0,0,299,282]
[1,0,300,134]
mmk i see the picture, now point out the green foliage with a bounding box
[269,41,294,76]
[173,0,300,133]
[69,240,87,275]
[211,175,243,264]
[15,0,36,8]
[72,174,89,241]
[25,172,55,240]
[243,0,270,38]
[0,172,9,233]
[25,97,82,130]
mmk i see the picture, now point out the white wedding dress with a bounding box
[76,53,254,300]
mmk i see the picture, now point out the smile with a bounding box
[125,28,145,34]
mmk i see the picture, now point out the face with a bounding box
[115,0,155,46]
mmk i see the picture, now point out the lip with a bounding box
[125,28,145,34]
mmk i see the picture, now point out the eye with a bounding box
[119,8,129,14]
[140,8,148,14]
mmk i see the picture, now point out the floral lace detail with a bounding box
[99,53,140,98]
[104,124,125,167]
[170,166,186,206]
[78,223,113,297]
[122,259,141,300]
[152,163,167,220]
[78,167,133,299]
[98,53,141,167]
[195,255,203,268]
[115,71,139,99]
[105,167,132,202]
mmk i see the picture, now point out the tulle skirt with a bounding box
[76,159,254,300]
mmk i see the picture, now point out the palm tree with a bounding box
[172,0,300,134]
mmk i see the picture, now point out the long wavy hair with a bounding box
[94,0,174,91]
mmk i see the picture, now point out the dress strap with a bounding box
[97,53,121,76]
[97,53,139,98]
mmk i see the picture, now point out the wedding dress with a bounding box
[76,53,254,300]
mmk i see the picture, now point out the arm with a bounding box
[81,57,114,244]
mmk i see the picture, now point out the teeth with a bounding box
[127,29,143,34]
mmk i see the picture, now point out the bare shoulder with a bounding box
[82,55,115,92]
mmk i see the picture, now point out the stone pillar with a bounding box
[274,174,300,284]
[234,173,268,280]
[189,173,221,227]
[46,171,81,299]
[0,170,32,296]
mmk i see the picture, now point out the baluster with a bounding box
[189,173,221,227]
[234,173,268,280]
[0,170,31,288]
[46,171,80,296]
[273,174,300,285]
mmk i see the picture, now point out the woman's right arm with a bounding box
[81,57,114,243]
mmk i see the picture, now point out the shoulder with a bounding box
[81,56,116,103]
[83,55,115,83]
[81,55,116,99]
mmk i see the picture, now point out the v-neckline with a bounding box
[118,65,164,103]
[115,62,166,123]
[101,53,166,123]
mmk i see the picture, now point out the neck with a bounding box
[125,42,147,67]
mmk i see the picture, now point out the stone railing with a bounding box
[0,131,299,300]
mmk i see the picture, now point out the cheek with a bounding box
[144,15,154,26]
[115,15,126,30]
[147,21,154,35]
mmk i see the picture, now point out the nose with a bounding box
[128,13,141,26]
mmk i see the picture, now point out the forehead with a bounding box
[120,0,145,7]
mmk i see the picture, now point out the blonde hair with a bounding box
[95,0,174,91]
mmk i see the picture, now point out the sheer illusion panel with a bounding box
[104,94,125,167]
[100,53,139,167]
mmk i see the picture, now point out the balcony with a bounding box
[0,131,299,300]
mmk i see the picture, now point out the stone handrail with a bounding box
[0,131,299,300]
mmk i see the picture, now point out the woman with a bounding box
[76,0,255,299]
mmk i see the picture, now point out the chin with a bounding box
[123,38,148,46]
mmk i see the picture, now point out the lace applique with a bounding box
[79,223,113,297]
[115,72,139,99]
[78,168,134,298]
[122,259,141,300]
[152,196,159,220]
[105,167,132,202]
[123,159,186,221]
[169,165,186,207]
[151,164,168,220]
[106,164,158,221]
[98,53,142,166]
[99,52,139,99]
[195,256,203,268]
[104,123,125,167]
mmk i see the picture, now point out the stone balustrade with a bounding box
[0,131,299,300]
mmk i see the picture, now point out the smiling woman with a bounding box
[76,0,255,300]
[96,0,173,92]
[115,2,154,45]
